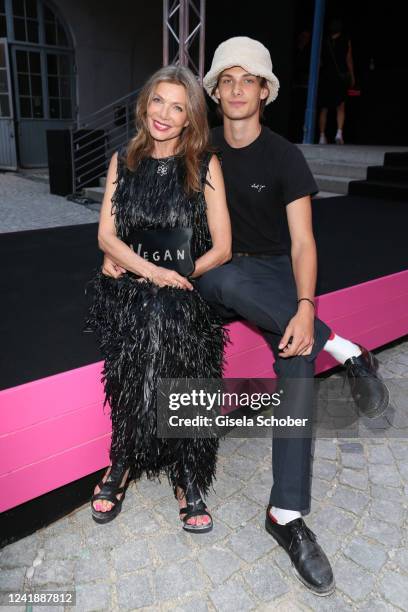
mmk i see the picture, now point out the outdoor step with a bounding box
[367,165,408,182]
[314,174,352,195]
[83,186,105,203]
[297,144,408,166]
[307,159,367,179]
[348,179,408,200]
[313,190,343,199]
[384,151,408,167]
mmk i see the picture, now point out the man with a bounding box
[102,37,388,596]
[318,18,355,145]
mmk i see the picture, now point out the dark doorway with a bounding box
[293,0,408,144]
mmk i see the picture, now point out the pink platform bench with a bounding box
[1,269,408,513]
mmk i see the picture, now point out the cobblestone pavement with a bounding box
[0,172,99,233]
[0,339,407,611]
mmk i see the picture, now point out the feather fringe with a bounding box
[85,272,228,497]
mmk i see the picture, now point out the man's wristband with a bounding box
[297,297,315,309]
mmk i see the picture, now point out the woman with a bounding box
[86,65,231,532]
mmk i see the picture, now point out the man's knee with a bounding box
[196,268,224,302]
[196,264,240,303]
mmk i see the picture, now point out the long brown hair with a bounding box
[126,65,210,194]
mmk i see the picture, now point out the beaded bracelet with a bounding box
[297,297,315,309]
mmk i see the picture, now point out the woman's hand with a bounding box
[101,252,193,290]
[149,266,194,290]
[278,305,315,358]
[102,255,126,278]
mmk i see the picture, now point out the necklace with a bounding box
[157,159,170,176]
[154,155,176,176]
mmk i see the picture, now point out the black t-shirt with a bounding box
[321,33,350,78]
[210,125,318,255]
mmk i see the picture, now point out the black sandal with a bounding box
[91,459,130,524]
[176,469,213,534]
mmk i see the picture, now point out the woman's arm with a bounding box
[190,154,232,278]
[98,153,155,277]
[98,153,193,289]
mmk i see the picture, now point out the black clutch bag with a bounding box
[126,227,195,277]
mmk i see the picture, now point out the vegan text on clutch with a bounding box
[130,243,186,263]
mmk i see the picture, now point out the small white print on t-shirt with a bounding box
[251,183,266,192]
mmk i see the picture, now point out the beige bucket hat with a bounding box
[203,36,280,105]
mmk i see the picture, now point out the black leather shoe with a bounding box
[265,507,335,596]
[344,346,390,419]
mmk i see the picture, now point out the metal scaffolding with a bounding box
[162,0,206,82]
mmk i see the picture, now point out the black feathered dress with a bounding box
[85,147,227,497]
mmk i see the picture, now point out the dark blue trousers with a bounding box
[196,254,332,513]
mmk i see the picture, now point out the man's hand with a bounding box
[102,255,126,278]
[278,306,315,358]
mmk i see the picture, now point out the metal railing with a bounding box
[70,89,141,193]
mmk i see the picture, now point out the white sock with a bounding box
[270,506,301,525]
[324,333,362,364]
[336,128,343,137]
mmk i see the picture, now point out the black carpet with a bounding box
[1,195,407,391]
[312,195,408,293]
[1,223,102,390]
